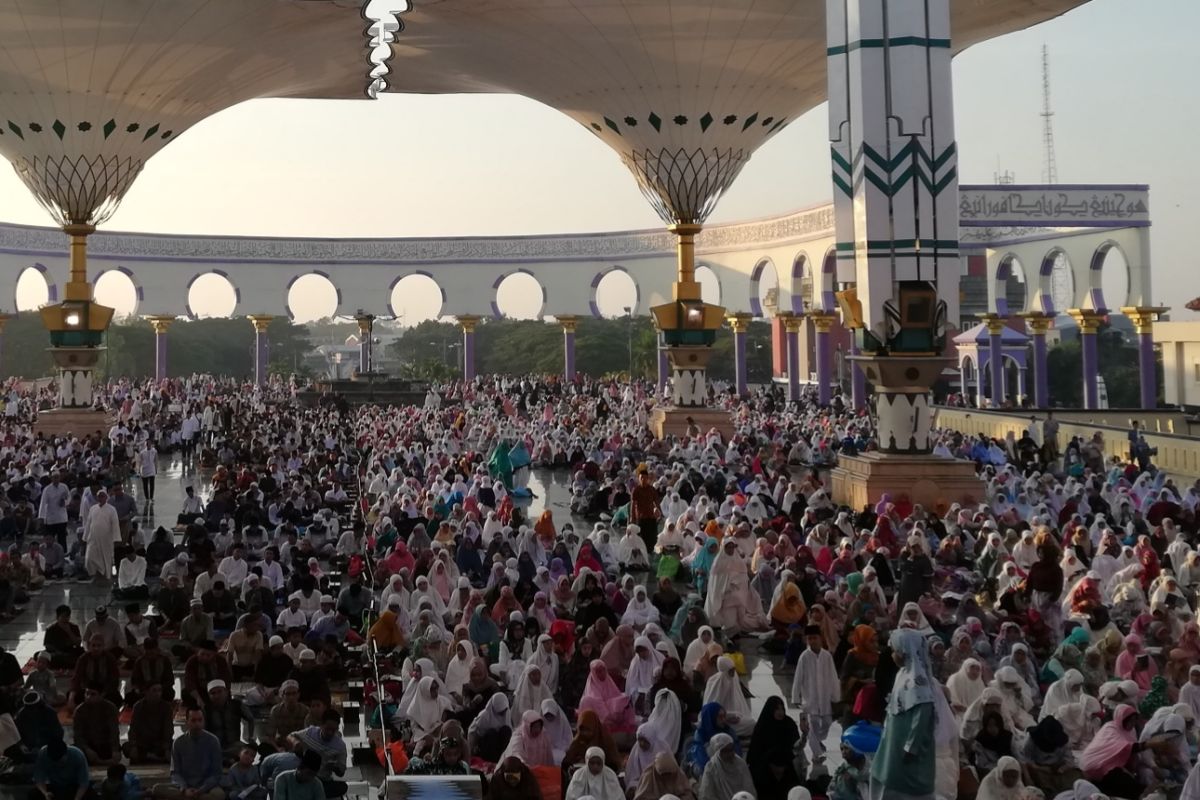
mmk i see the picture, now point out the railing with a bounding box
[936,406,1200,479]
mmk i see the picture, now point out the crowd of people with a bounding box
[0,371,1195,800]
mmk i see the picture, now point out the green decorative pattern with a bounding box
[832,141,957,199]
[586,110,788,138]
[827,36,951,56]
[0,119,173,142]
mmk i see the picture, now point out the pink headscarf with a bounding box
[1079,704,1137,779]
[578,659,636,733]
[1115,634,1158,692]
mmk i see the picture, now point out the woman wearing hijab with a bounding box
[444,639,475,697]
[564,747,624,800]
[488,756,544,800]
[633,753,694,800]
[840,624,879,711]
[621,585,659,629]
[686,702,741,776]
[467,693,512,763]
[578,660,636,734]
[1079,704,1141,799]
[698,733,755,800]
[1020,716,1080,797]
[703,656,756,737]
[683,626,717,676]
[563,708,622,772]
[599,624,636,683]
[469,605,500,664]
[871,628,944,800]
[501,709,555,767]
[539,698,572,763]
[978,756,1026,800]
[367,603,407,652]
[405,676,453,741]
[747,696,800,791]
[558,638,597,714]
[510,663,552,726]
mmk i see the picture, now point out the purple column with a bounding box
[785,322,801,403]
[657,342,668,393]
[563,328,576,381]
[1138,331,1156,409]
[1081,328,1099,409]
[155,330,168,381]
[850,340,866,410]
[1031,328,1049,407]
[730,318,748,397]
[813,315,833,405]
[253,325,270,386]
[462,329,475,381]
[989,326,1005,407]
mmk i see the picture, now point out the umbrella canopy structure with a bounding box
[381,0,1089,227]
[0,0,369,228]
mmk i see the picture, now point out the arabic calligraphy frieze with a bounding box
[958,186,1149,227]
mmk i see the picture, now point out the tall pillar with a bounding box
[0,313,10,375]
[457,315,480,381]
[1068,309,1104,409]
[1020,312,1052,407]
[1121,306,1168,409]
[779,312,802,404]
[826,0,981,511]
[247,315,273,386]
[354,313,374,375]
[849,340,866,410]
[810,312,836,406]
[728,313,752,397]
[982,314,1006,407]
[557,315,578,381]
[147,315,174,382]
[657,333,669,393]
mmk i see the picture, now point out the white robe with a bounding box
[791,646,840,717]
[83,503,120,578]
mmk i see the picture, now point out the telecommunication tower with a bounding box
[1041,44,1058,184]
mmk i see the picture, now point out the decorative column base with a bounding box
[248,315,273,386]
[831,353,981,512]
[36,346,113,436]
[648,345,732,439]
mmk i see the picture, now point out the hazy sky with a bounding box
[5,0,1197,322]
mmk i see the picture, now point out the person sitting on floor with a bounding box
[123,682,174,764]
[72,681,121,767]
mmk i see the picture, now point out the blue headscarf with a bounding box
[690,537,720,594]
[687,702,741,771]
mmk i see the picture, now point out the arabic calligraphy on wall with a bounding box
[958,185,1149,228]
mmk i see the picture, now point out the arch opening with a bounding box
[694,265,721,306]
[187,272,238,319]
[749,259,779,318]
[494,272,545,320]
[1096,244,1130,311]
[996,255,1028,315]
[94,269,139,320]
[593,268,639,318]
[1041,249,1075,316]
[389,273,444,325]
[15,266,52,311]
[287,273,339,323]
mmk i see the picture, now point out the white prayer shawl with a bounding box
[946,659,986,714]
[1040,670,1086,720]
[540,698,573,762]
[684,627,715,675]
[405,676,453,740]
[621,588,659,628]
[395,658,437,722]
[616,531,650,566]
[703,657,753,720]
[444,641,475,697]
[791,646,839,717]
[705,546,765,630]
[1181,673,1200,721]
[646,687,683,753]
[625,638,664,699]
[510,663,553,726]
[529,636,561,694]
[625,723,671,793]
[410,577,448,619]
[977,756,1025,800]
[564,749,624,800]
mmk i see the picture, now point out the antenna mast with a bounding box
[1041,44,1058,184]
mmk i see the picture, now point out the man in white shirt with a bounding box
[259,548,285,592]
[308,596,336,628]
[219,545,249,595]
[180,411,200,460]
[137,442,158,504]
[276,596,308,632]
[83,491,120,582]
[37,472,70,549]
[115,549,148,599]
[179,486,204,525]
